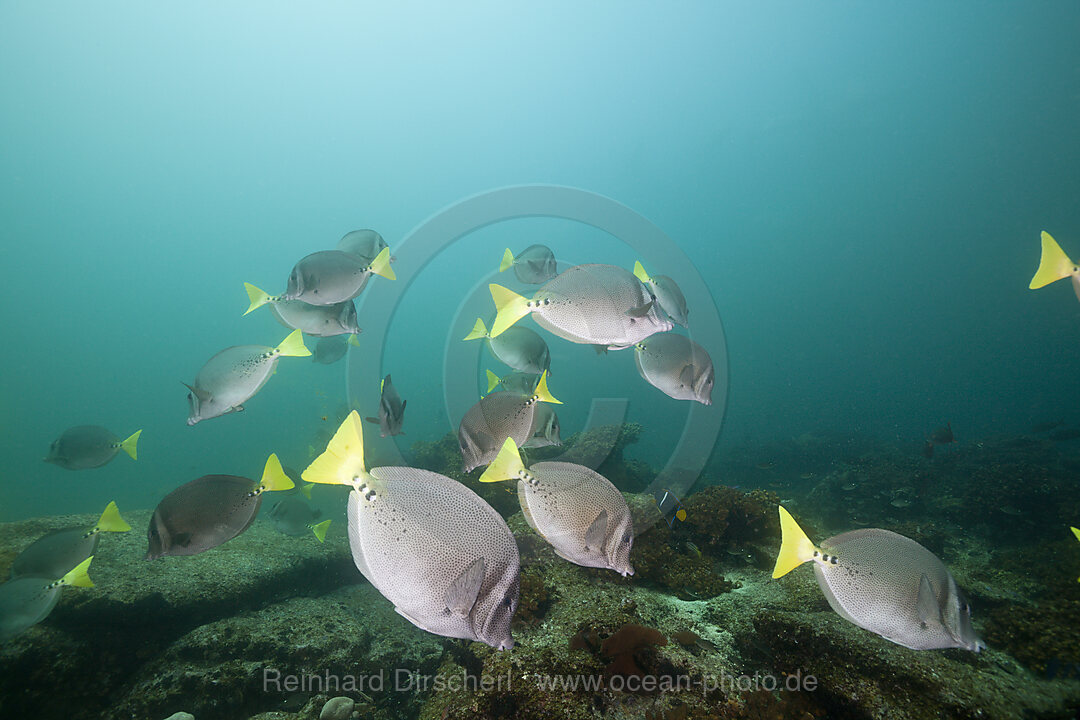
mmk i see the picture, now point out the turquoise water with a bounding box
[6,2,1079,521]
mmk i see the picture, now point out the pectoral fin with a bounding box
[584,509,609,551]
[916,574,942,628]
[446,557,486,616]
[625,300,655,318]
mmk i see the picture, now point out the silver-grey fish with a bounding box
[463,318,550,375]
[10,502,130,580]
[773,506,983,651]
[481,438,633,576]
[0,557,93,640]
[184,329,311,425]
[490,264,673,349]
[458,372,561,472]
[262,292,360,337]
[633,333,715,405]
[44,426,142,470]
[364,374,406,438]
[337,229,389,264]
[312,334,358,365]
[499,245,557,284]
[146,455,294,559]
[304,412,520,650]
[287,249,394,305]
[267,497,330,541]
[485,370,540,396]
[633,261,688,327]
[522,403,560,448]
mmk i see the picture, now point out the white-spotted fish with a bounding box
[634,333,715,405]
[489,263,672,349]
[184,329,310,425]
[146,455,295,558]
[499,245,557,284]
[458,371,561,472]
[633,261,689,327]
[0,556,94,640]
[45,426,141,470]
[773,506,984,651]
[245,247,395,312]
[11,502,130,580]
[481,437,634,576]
[463,318,550,375]
[303,412,520,650]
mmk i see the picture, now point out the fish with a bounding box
[522,402,561,448]
[499,245,558,284]
[655,489,687,527]
[922,440,934,459]
[10,501,130,580]
[44,426,141,470]
[245,247,396,312]
[633,333,714,405]
[184,329,311,425]
[929,423,954,444]
[772,506,984,651]
[0,556,94,641]
[633,261,689,327]
[463,318,551,375]
[337,229,389,264]
[1071,526,1080,581]
[312,334,361,365]
[484,370,540,396]
[364,374,406,437]
[303,411,520,650]
[1029,231,1080,302]
[267,497,331,542]
[481,437,634,576]
[243,284,361,337]
[488,263,673,349]
[146,454,295,559]
[458,371,562,472]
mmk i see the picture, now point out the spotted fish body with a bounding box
[270,298,360,337]
[458,391,544,472]
[814,529,982,651]
[491,264,672,349]
[773,507,983,652]
[287,249,393,306]
[45,425,140,470]
[634,333,715,405]
[518,462,634,575]
[185,330,309,425]
[337,229,388,264]
[345,467,520,649]
[488,326,551,375]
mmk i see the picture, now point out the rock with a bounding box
[319,696,354,720]
[163,713,195,720]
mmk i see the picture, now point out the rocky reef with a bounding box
[1,427,1079,719]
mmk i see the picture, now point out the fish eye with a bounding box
[503,595,514,608]
[622,533,631,544]
[187,393,192,400]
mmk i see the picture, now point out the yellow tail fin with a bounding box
[500,248,514,273]
[276,329,312,358]
[62,556,94,588]
[772,506,819,578]
[486,369,501,394]
[532,370,562,405]
[243,283,272,316]
[303,411,369,487]
[463,318,489,341]
[633,260,652,284]
[120,429,141,460]
[300,482,313,500]
[348,334,361,346]
[1030,232,1078,289]
[488,284,531,337]
[369,246,396,281]
[311,519,332,543]
[260,453,296,492]
[96,501,131,533]
[1072,526,1080,542]
[480,437,526,483]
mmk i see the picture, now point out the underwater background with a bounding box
[4,3,1080,720]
